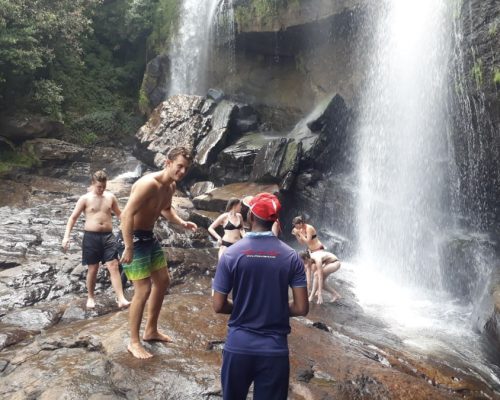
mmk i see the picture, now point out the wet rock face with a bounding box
[453,0,500,232]
[140,53,170,115]
[22,138,89,165]
[250,138,301,190]
[134,94,210,168]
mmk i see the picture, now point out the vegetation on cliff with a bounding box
[0,0,181,149]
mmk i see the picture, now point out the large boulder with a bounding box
[134,95,211,167]
[289,93,352,171]
[195,100,238,166]
[21,139,88,165]
[250,138,301,190]
[209,132,270,184]
[0,115,64,143]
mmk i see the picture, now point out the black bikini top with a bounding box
[224,218,242,230]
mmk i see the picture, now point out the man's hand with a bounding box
[183,221,198,232]
[61,237,69,252]
[120,247,133,264]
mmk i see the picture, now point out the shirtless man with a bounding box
[291,216,325,252]
[299,250,341,304]
[120,146,198,359]
[62,170,129,309]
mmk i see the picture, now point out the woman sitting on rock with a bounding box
[208,197,245,259]
[291,215,325,252]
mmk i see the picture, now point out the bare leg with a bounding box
[322,261,341,302]
[309,270,319,302]
[106,259,130,308]
[86,264,99,308]
[305,264,312,294]
[143,267,173,343]
[128,278,153,359]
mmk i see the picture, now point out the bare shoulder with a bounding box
[132,173,159,193]
[103,190,117,200]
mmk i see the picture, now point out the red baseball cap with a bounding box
[248,193,281,221]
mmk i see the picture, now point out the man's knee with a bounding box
[133,279,152,301]
[152,267,170,288]
[106,259,119,271]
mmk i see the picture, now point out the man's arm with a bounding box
[120,181,153,263]
[111,195,121,220]
[161,206,197,232]
[62,197,86,251]
[212,291,233,314]
[289,287,309,316]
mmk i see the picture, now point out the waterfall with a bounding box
[168,0,235,96]
[352,0,499,385]
[355,0,454,288]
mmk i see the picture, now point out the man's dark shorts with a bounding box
[82,231,118,266]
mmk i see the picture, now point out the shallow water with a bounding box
[339,261,500,390]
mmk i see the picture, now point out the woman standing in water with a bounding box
[291,215,325,252]
[208,198,245,258]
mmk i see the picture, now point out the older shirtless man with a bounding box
[299,250,341,304]
[62,170,129,309]
[120,146,197,359]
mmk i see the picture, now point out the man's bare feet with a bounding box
[86,297,96,308]
[143,331,174,343]
[127,342,153,359]
[117,299,130,309]
[316,294,324,305]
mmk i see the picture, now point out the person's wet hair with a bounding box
[167,146,193,162]
[299,250,311,261]
[226,197,241,212]
[92,170,107,183]
[292,216,304,225]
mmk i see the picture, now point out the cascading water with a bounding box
[168,0,235,96]
[356,0,453,286]
[353,0,499,386]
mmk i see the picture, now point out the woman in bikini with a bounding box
[291,215,325,252]
[208,197,245,258]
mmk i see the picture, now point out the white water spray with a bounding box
[168,0,235,96]
[356,0,453,287]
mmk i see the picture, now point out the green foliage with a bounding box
[234,0,294,28]
[147,0,181,54]
[0,0,99,112]
[0,143,39,173]
[138,85,151,115]
[493,69,500,85]
[67,109,142,145]
[488,22,497,37]
[471,60,483,89]
[0,0,157,139]
[33,80,64,119]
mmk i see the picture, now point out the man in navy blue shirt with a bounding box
[213,192,309,400]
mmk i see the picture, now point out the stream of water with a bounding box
[353,0,499,388]
[168,0,235,96]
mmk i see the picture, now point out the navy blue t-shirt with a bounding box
[212,232,307,356]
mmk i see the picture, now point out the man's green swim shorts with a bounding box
[121,230,167,281]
